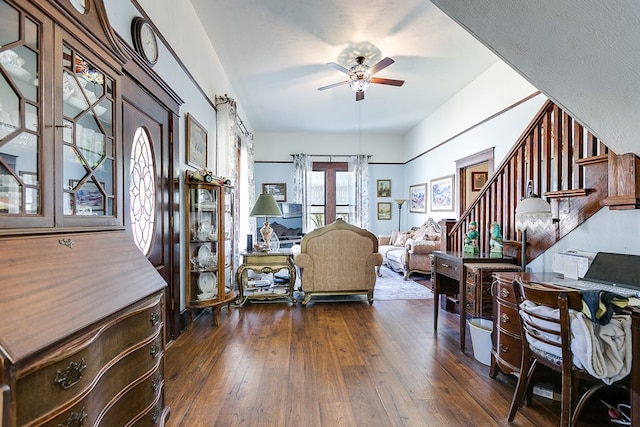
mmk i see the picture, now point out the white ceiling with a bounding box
[189,0,499,135]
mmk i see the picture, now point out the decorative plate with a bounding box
[198,190,212,203]
[197,244,211,261]
[198,272,216,293]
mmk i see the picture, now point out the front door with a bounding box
[121,78,177,341]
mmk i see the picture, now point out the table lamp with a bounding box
[395,199,406,231]
[250,193,282,251]
[515,181,553,271]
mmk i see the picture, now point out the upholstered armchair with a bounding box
[292,219,384,306]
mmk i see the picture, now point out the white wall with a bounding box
[254,132,404,163]
[404,61,538,160]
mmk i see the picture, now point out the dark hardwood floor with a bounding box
[164,295,612,426]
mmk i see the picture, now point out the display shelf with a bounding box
[185,171,237,324]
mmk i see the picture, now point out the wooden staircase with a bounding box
[440,99,640,267]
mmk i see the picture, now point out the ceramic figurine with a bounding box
[489,221,504,257]
[464,221,479,253]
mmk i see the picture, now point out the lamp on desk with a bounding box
[395,199,406,231]
[515,181,553,271]
[250,193,282,251]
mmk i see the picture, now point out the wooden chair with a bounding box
[508,279,629,426]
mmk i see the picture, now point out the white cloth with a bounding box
[520,300,632,385]
[570,311,632,384]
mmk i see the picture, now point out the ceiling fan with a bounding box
[318,56,405,101]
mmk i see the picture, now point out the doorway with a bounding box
[456,148,494,215]
[121,75,179,341]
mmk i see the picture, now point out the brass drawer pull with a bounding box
[150,342,160,358]
[58,406,87,427]
[152,374,162,391]
[441,263,450,268]
[500,288,510,298]
[54,358,87,390]
[500,344,510,353]
[501,313,510,323]
[151,407,161,424]
[150,311,160,326]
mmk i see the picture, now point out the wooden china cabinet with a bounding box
[0,0,169,426]
[184,172,237,325]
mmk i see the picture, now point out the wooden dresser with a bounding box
[0,231,169,426]
[489,271,557,380]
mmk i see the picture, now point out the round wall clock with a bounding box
[131,17,159,66]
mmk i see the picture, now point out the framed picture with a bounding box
[377,179,391,197]
[186,113,208,169]
[471,171,488,191]
[431,175,455,212]
[377,202,392,220]
[409,183,427,213]
[70,180,104,213]
[262,183,287,202]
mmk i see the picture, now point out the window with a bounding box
[129,127,156,254]
[308,162,350,230]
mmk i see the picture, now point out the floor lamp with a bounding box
[395,199,406,231]
[515,181,552,271]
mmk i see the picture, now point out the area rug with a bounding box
[286,266,433,303]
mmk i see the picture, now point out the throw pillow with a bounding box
[389,230,398,246]
[393,232,409,246]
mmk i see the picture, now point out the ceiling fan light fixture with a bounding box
[348,58,371,92]
[349,76,370,92]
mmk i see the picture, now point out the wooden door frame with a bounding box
[456,148,495,217]
[121,53,183,341]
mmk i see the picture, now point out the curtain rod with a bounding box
[289,154,372,158]
[215,94,254,140]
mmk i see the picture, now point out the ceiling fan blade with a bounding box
[326,62,351,75]
[356,91,364,101]
[370,77,405,87]
[317,80,349,91]
[369,57,395,75]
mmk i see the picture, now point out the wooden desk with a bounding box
[491,272,640,426]
[432,251,516,352]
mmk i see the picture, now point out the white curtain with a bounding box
[349,154,369,228]
[292,153,311,233]
[216,96,243,260]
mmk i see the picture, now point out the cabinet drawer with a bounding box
[494,329,522,369]
[466,269,478,285]
[30,334,163,426]
[435,257,459,279]
[494,279,517,304]
[465,282,492,317]
[16,294,163,425]
[98,361,164,427]
[496,302,520,336]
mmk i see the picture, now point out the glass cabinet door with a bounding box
[223,186,236,295]
[0,0,42,218]
[61,44,115,217]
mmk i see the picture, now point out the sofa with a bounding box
[292,219,383,305]
[378,218,441,280]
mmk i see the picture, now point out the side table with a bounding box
[432,251,516,352]
[236,249,297,305]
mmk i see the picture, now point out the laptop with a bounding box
[553,252,640,297]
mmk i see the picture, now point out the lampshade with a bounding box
[515,182,552,231]
[395,199,406,206]
[250,193,282,218]
[250,193,282,250]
